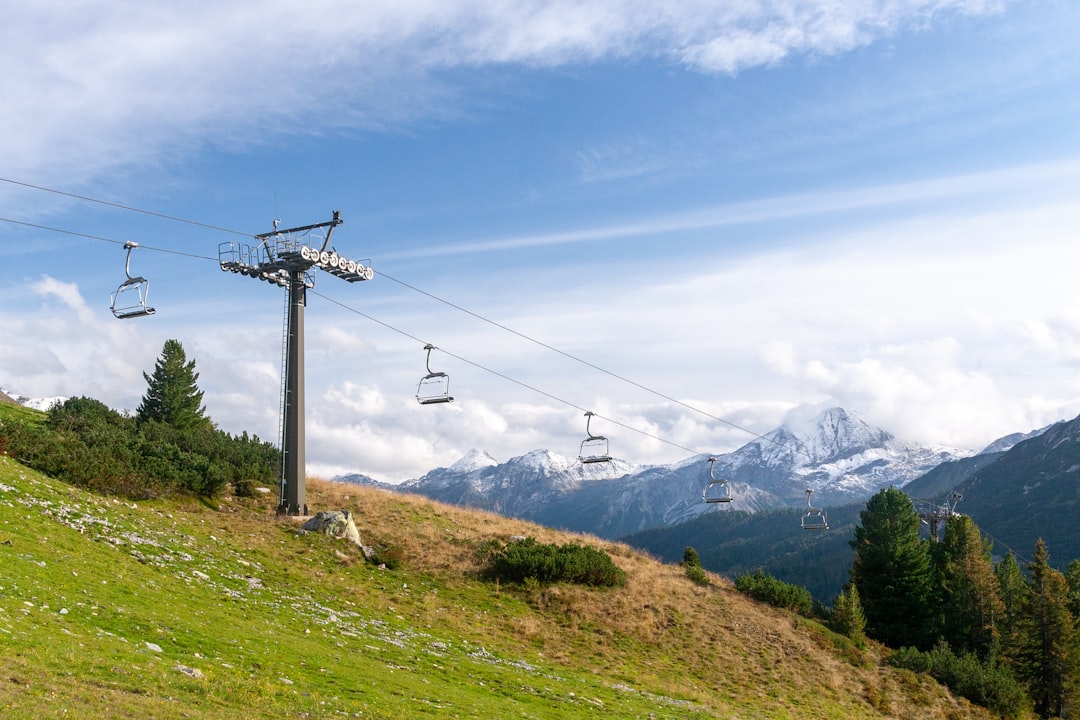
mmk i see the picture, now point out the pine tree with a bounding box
[136,339,210,430]
[934,514,1004,659]
[1014,539,1075,719]
[849,487,935,649]
[996,551,1028,660]
[831,582,867,648]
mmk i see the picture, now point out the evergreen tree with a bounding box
[996,551,1028,664]
[682,546,701,567]
[1014,539,1075,719]
[136,339,210,430]
[849,487,935,649]
[934,514,1003,659]
[831,582,867,648]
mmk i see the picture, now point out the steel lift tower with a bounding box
[219,211,373,515]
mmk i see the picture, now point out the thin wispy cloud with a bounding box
[2,1,1007,186]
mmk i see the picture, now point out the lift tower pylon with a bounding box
[219,211,374,515]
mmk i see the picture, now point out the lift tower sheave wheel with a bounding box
[218,211,372,516]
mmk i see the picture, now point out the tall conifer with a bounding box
[850,487,934,649]
[1015,539,1075,719]
[935,514,1003,658]
[136,339,210,430]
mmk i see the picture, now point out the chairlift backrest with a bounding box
[110,241,155,319]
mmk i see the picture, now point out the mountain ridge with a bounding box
[339,406,979,539]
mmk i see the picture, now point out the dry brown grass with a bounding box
[224,477,1005,720]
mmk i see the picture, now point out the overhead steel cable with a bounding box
[0,176,786,458]
[0,205,709,458]
[374,268,793,454]
[0,216,217,261]
[311,289,704,458]
[0,177,252,238]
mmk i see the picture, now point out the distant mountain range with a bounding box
[338,407,981,539]
[627,414,1076,603]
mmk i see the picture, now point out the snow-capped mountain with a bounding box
[0,387,66,411]
[712,407,968,506]
[348,407,974,539]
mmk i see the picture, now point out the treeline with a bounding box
[735,487,1080,719]
[0,340,279,500]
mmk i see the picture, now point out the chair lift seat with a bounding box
[110,277,156,319]
[801,488,829,530]
[578,411,612,463]
[702,456,733,503]
[416,372,453,404]
[703,484,733,503]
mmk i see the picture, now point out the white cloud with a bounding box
[1,0,1008,189]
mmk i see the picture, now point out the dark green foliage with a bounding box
[136,339,210,430]
[479,537,627,588]
[683,546,701,567]
[889,642,1027,718]
[932,514,1003,659]
[681,545,709,584]
[830,583,866,648]
[685,564,711,586]
[0,396,278,500]
[735,569,814,616]
[850,487,935,649]
[995,551,1028,663]
[1012,539,1075,719]
[623,504,859,604]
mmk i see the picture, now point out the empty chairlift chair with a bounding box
[578,411,612,464]
[110,241,156,319]
[415,344,453,405]
[702,456,733,504]
[802,488,828,531]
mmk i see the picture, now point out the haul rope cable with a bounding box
[0,176,799,458]
[0,212,707,458]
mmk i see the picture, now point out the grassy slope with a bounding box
[0,457,1000,720]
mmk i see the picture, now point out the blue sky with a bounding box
[3,0,1080,482]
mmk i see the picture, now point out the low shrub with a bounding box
[734,569,814,616]
[479,537,627,588]
[888,642,1028,718]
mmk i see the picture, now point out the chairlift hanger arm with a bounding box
[584,410,604,440]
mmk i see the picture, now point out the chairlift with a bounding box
[578,411,612,464]
[801,488,828,531]
[110,241,156,319]
[702,456,733,504]
[415,344,453,405]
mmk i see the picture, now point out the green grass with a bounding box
[0,456,1001,719]
[0,401,46,428]
[0,457,713,719]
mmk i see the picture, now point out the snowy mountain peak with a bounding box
[449,449,499,473]
[752,407,892,468]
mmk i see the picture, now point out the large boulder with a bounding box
[300,510,363,547]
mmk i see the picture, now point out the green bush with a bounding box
[888,642,1028,718]
[685,563,711,586]
[734,569,814,616]
[0,396,279,500]
[480,537,627,588]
